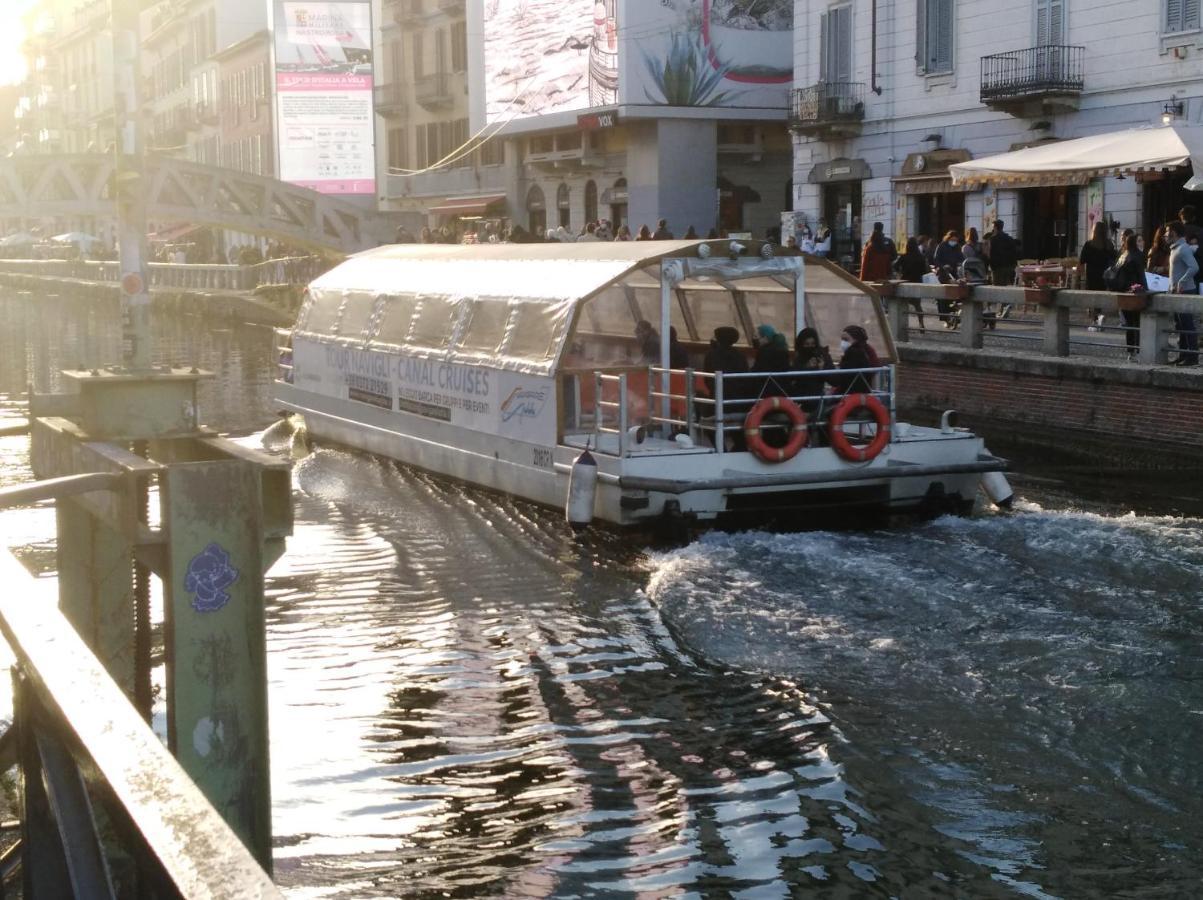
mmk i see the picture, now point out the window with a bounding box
[1166,0,1201,33]
[584,180,598,224]
[477,137,503,166]
[820,5,852,83]
[1036,0,1064,44]
[452,22,468,72]
[916,0,955,74]
[388,127,407,170]
[557,183,570,227]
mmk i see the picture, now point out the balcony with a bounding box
[438,0,465,11]
[414,73,453,109]
[980,45,1084,115]
[374,82,408,118]
[789,82,865,138]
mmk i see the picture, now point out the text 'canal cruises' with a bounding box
[274,240,1012,529]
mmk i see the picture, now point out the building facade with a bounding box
[789,0,1203,267]
[375,0,507,232]
[215,30,272,177]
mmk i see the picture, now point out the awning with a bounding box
[808,158,871,184]
[892,149,972,193]
[950,124,1203,189]
[892,177,968,195]
[427,194,507,216]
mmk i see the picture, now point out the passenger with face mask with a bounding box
[833,325,882,395]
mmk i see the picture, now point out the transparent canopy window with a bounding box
[374,294,420,346]
[299,288,342,335]
[411,296,463,350]
[336,290,378,340]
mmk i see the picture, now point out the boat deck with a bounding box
[562,430,715,457]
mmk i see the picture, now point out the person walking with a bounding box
[984,219,1020,321]
[635,224,653,241]
[895,236,929,332]
[1180,205,1203,246]
[1168,220,1199,365]
[1147,224,1171,277]
[1079,221,1117,330]
[858,222,896,282]
[933,230,964,327]
[1113,232,1146,360]
[653,218,674,240]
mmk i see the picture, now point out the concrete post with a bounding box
[1140,309,1171,365]
[887,296,909,342]
[1042,304,1069,356]
[960,301,983,349]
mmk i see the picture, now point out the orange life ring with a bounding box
[829,393,891,462]
[744,396,808,463]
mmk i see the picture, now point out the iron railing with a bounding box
[789,82,865,131]
[374,82,408,117]
[980,45,1085,103]
[0,255,334,290]
[414,72,452,108]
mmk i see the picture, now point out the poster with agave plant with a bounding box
[621,0,793,109]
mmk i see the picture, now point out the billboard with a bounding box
[621,0,792,110]
[272,1,375,195]
[478,0,791,127]
[482,0,615,125]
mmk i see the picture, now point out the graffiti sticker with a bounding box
[184,542,239,613]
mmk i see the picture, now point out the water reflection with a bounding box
[0,291,1199,897]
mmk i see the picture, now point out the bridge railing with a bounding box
[0,549,281,897]
[0,256,332,291]
[880,282,1201,366]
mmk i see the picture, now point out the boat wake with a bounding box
[646,505,1203,896]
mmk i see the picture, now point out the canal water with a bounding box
[0,290,1200,898]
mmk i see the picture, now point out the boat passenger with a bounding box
[668,326,689,369]
[700,326,749,449]
[833,325,882,395]
[635,320,659,363]
[752,324,790,373]
[792,328,834,409]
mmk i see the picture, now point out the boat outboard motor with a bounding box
[981,470,1014,509]
[566,448,598,531]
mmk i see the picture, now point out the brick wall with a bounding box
[896,346,1203,451]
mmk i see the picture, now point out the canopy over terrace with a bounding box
[949,124,1203,189]
[295,240,892,377]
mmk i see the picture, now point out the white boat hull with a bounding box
[275,381,997,529]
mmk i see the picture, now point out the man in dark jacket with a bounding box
[701,326,748,448]
[653,218,674,240]
[985,220,1018,286]
[1180,206,1203,246]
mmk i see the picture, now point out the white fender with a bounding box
[566,449,599,531]
[981,470,1014,509]
[288,417,312,460]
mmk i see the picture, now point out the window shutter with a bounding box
[820,12,829,82]
[916,0,927,67]
[836,6,853,82]
[1036,0,1049,45]
[1187,0,1201,30]
[933,0,954,72]
[1167,0,1184,32]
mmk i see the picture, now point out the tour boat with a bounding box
[273,240,1011,530]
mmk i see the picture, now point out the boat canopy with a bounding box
[294,241,892,376]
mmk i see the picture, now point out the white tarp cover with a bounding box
[949,125,1203,188]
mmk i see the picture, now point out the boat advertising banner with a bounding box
[291,340,558,447]
[482,0,617,125]
[272,0,375,195]
[619,0,792,111]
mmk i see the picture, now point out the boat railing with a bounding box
[273,327,294,383]
[568,364,896,457]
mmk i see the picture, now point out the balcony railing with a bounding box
[414,72,453,108]
[374,82,408,117]
[789,82,865,135]
[980,45,1085,106]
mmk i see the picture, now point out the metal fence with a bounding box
[789,82,866,128]
[0,256,333,291]
[980,45,1085,102]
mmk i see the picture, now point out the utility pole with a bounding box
[110,0,152,371]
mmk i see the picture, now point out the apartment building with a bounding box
[214,30,273,177]
[15,0,114,155]
[141,0,266,162]
[790,0,1203,265]
[376,0,506,232]
[467,1,794,240]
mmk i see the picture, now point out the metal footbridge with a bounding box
[0,154,396,254]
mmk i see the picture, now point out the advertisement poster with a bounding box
[273,1,375,194]
[1086,180,1104,237]
[483,0,616,124]
[620,0,792,110]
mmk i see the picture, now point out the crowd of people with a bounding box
[853,208,1203,364]
[393,218,731,246]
